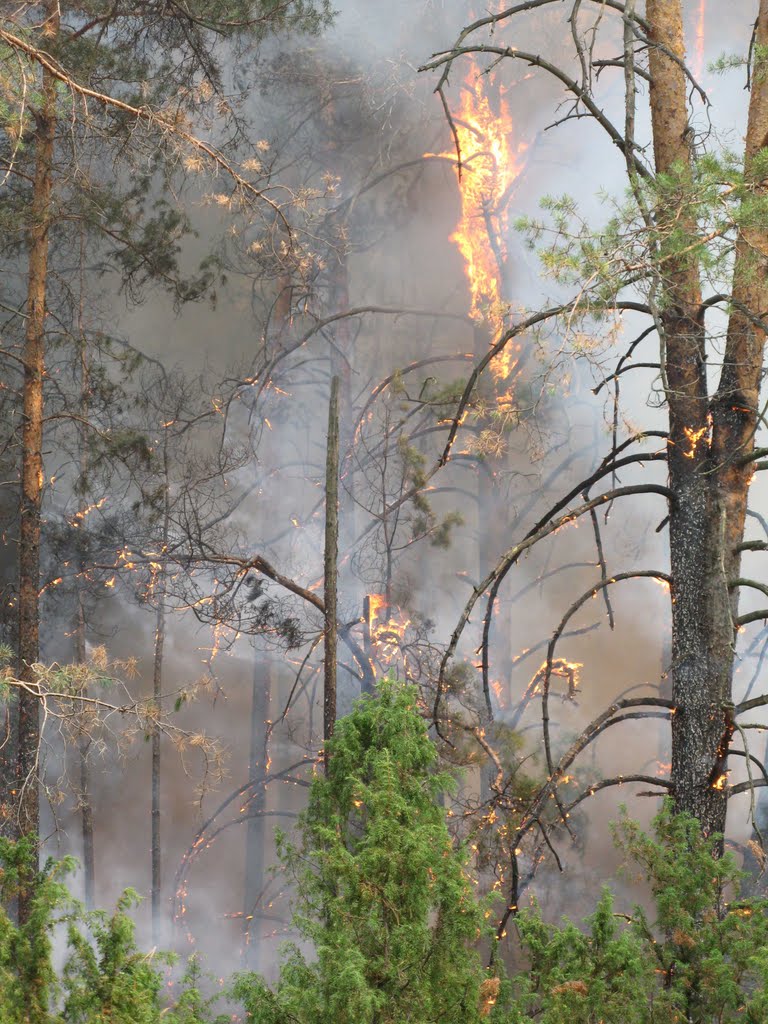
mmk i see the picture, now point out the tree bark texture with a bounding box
[323,376,340,766]
[16,18,58,860]
[648,0,768,836]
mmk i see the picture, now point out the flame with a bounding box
[682,423,709,459]
[69,496,107,527]
[425,63,527,382]
[531,657,583,698]
[490,678,506,707]
[367,593,387,629]
[694,0,706,79]
[712,771,730,791]
[365,593,411,668]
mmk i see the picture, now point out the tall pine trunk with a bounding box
[649,0,768,836]
[17,9,58,887]
[151,439,170,945]
[74,272,96,908]
[242,658,272,967]
[323,376,340,766]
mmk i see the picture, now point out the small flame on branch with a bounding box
[712,771,730,791]
[69,496,107,527]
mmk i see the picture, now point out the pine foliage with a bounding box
[233,676,490,1024]
[501,803,768,1023]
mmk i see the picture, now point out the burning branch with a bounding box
[435,483,672,727]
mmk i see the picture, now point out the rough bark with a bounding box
[648,0,768,837]
[16,10,58,875]
[323,376,340,766]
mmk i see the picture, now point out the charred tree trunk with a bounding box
[16,12,58,886]
[323,376,340,766]
[649,0,768,838]
[242,658,272,967]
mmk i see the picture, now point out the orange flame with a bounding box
[682,423,709,459]
[712,771,730,791]
[694,0,706,79]
[365,593,411,667]
[426,65,527,381]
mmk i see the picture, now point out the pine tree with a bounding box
[233,676,491,1024]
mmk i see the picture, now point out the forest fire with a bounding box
[426,63,527,382]
[5,0,768,1013]
[365,593,411,665]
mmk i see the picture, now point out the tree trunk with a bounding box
[151,442,170,945]
[323,376,340,766]
[16,10,58,884]
[242,658,272,967]
[649,0,768,838]
[73,594,95,910]
[74,311,95,910]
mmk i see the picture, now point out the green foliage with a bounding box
[2,727,768,1024]
[62,889,176,1023]
[233,676,490,1024]
[0,836,74,1023]
[500,802,768,1023]
[0,838,232,1023]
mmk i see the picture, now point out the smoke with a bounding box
[25,0,768,984]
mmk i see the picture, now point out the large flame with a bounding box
[427,65,527,381]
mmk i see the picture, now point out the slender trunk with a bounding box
[151,593,165,943]
[17,13,58,888]
[75,272,95,908]
[73,594,95,909]
[323,376,340,766]
[243,658,272,967]
[151,443,170,945]
[473,323,498,806]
